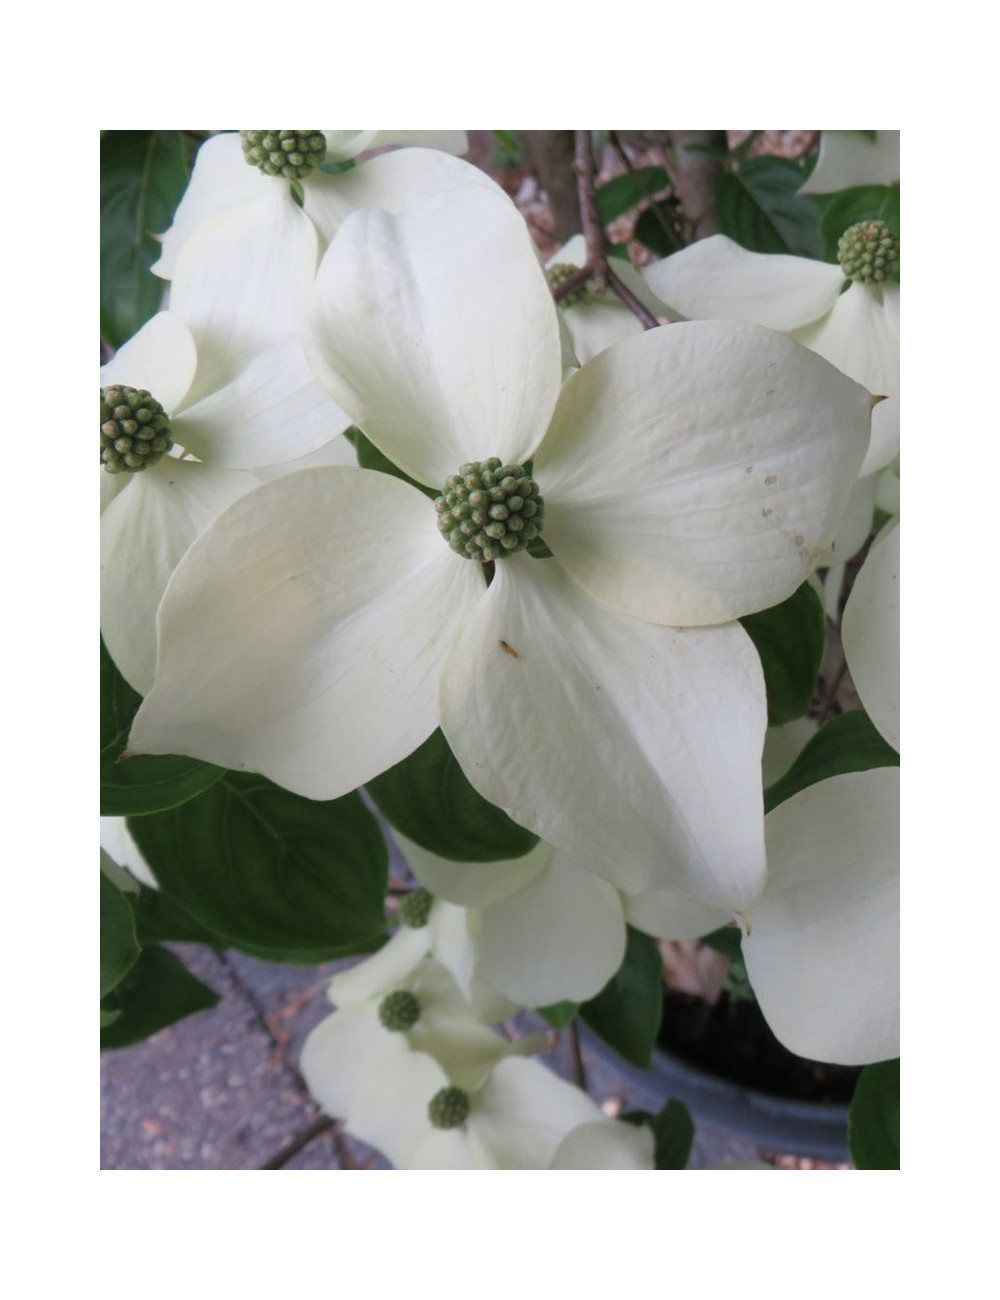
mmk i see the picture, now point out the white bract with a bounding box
[346,1051,604,1170]
[742,767,900,1065]
[842,518,900,752]
[548,1119,656,1169]
[798,130,900,195]
[100,311,351,692]
[129,184,872,916]
[644,232,899,477]
[153,133,486,395]
[300,953,542,1124]
[398,831,725,1006]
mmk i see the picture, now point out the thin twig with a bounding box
[568,1019,588,1093]
[258,1114,334,1169]
[573,131,607,293]
[816,657,849,724]
[606,267,660,329]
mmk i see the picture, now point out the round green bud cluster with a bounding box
[377,989,421,1032]
[837,220,899,283]
[435,459,544,563]
[546,262,591,307]
[100,386,173,474]
[239,131,327,180]
[398,888,433,929]
[428,1086,471,1130]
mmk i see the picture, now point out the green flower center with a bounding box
[837,220,899,284]
[435,459,544,563]
[377,990,421,1032]
[428,1086,471,1130]
[546,262,592,307]
[100,386,173,475]
[398,888,433,929]
[239,131,327,180]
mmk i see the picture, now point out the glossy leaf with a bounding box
[133,885,227,948]
[101,639,225,817]
[715,156,823,258]
[101,131,191,348]
[100,945,220,1050]
[764,709,899,813]
[100,869,140,999]
[820,185,900,262]
[848,1058,900,1169]
[741,582,826,725]
[580,927,663,1068]
[127,774,388,962]
[700,924,743,961]
[632,206,684,257]
[538,1000,579,1028]
[596,166,671,224]
[652,1098,695,1170]
[367,729,539,862]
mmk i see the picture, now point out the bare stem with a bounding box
[568,1019,588,1093]
[258,1114,334,1169]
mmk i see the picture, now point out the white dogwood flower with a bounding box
[100,310,351,692]
[300,952,541,1123]
[129,185,872,916]
[548,1119,656,1169]
[154,133,486,388]
[346,1051,604,1170]
[643,227,899,476]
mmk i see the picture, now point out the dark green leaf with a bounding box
[632,206,683,257]
[715,156,823,258]
[101,946,220,1050]
[740,582,826,725]
[699,924,743,961]
[367,729,539,862]
[100,868,141,999]
[820,185,900,261]
[764,710,899,813]
[490,130,523,165]
[127,774,388,962]
[580,927,663,1068]
[134,885,228,948]
[652,1098,695,1169]
[101,639,225,816]
[538,1000,578,1028]
[101,131,191,349]
[596,166,671,224]
[848,1059,900,1169]
[351,428,438,499]
[100,1008,122,1029]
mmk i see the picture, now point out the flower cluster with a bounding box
[100,129,900,1170]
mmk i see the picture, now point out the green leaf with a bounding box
[100,1008,122,1029]
[595,166,671,224]
[350,428,437,500]
[580,927,663,1068]
[133,885,227,948]
[367,729,539,862]
[101,946,220,1050]
[740,582,826,725]
[820,185,900,261]
[632,206,683,257]
[127,774,388,962]
[764,710,899,813]
[101,639,225,816]
[715,156,823,258]
[100,868,141,999]
[538,1000,578,1028]
[101,131,191,349]
[848,1059,900,1169]
[652,1098,695,1169]
[699,924,743,961]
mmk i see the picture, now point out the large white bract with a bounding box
[129,184,872,916]
[644,233,899,477]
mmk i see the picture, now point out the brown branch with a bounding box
[556,130,660,332]
[608,131,684,254]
